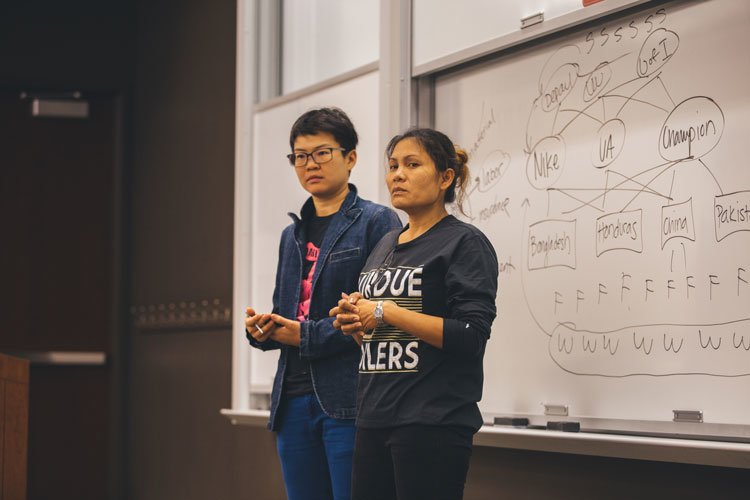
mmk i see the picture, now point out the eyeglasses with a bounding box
[286,147,346,168]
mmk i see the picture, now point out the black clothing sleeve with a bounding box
[442,234,499,358]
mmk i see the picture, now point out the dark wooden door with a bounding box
[0,89,117,500]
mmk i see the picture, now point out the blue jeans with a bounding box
[276,394,356,500]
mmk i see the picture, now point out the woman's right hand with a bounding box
[245,307,276,342]
[330,293,365,345]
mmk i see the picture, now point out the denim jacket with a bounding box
[248,184,401,430]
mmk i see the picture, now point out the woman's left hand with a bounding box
[350,296,377,332]
[330,292,377,338]
[330,292,361,330]
[268,314,301,346]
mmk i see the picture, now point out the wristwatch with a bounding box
[374,300,385,327]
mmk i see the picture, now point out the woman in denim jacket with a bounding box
[245,108,401,500]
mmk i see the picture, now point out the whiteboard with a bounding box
[249,70,383,392]
[413,0,582,68]
[281,0,379,93]
[434,0,750,429]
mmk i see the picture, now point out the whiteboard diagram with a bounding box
[438,0,750,403]
[518,7,749,377]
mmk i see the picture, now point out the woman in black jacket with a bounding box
[331,128,499,500]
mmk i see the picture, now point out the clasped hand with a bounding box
[245,307,301,346]
[328,292,377,346]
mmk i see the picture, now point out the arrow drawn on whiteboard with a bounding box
[469,176,480,195]
[681,242,687,270]
[669,242,688,272]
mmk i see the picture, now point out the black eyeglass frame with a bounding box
[286,147,348,167]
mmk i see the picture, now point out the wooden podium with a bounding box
[0,353,29,500]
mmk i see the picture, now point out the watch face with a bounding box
[375,301,384,323]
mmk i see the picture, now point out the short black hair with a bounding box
[289,107,359,153]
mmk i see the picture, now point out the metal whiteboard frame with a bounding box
[412,0,652,77]
[219,407,750,468]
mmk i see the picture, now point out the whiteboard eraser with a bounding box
[547,421,580,432]
[494,417,530,427]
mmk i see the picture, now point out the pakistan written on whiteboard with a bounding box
[454,7,750,379]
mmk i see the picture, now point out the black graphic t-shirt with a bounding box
[356,215,498,431]
[284,213,333,398]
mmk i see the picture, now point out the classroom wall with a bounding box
[127,0,284,499]
[0,1,134,90]
[0,2,133,499]
[466,446,748,499]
